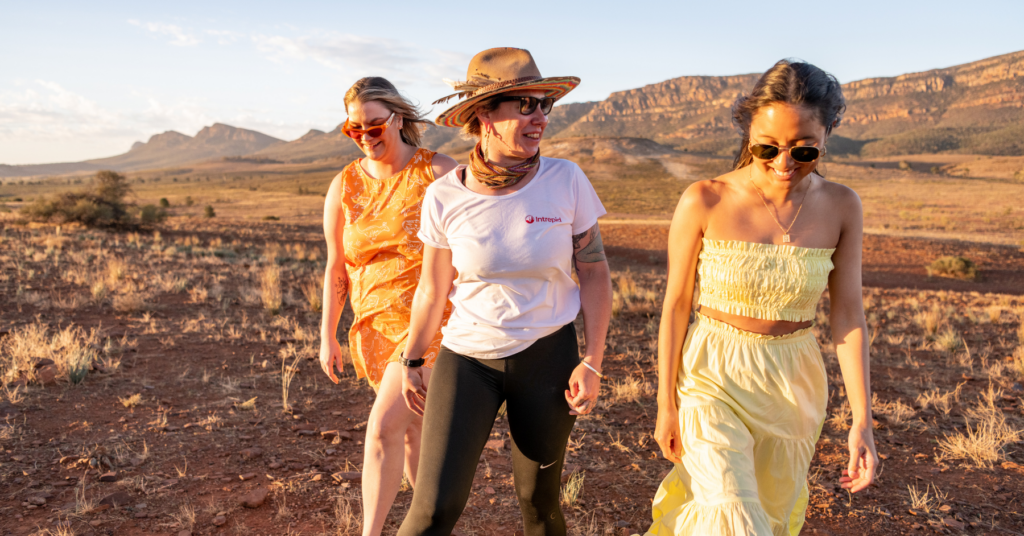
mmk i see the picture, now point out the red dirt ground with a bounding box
[1,222,1022,536]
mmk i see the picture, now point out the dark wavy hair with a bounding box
[731,60,846,173]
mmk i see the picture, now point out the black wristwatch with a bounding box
[399,352,425,368]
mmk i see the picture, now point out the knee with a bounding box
[516,480,559,515]
[365,412,408,448]
[405,497,463,532]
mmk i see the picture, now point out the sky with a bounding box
[2,1,1023,165]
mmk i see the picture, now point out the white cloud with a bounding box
[250,32,468,89]
[206,29,243,45]
[128,19,200,47]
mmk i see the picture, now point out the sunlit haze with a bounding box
[2,0,1022,165]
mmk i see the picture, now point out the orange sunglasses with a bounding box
[342,112,395,140]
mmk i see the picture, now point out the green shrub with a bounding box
[262,215,280,221]
[204,205,216,218]
[898,160,913,171]
[159,198,170,208]
[926,256,978,280]
[139,204,167,224]
[20,170,132,227]
[185,196,194,207]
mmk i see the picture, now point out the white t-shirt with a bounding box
[418,157,607,359]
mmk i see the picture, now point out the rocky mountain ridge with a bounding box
[2,50,1022,178]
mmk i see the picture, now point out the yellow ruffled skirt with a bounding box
[644,313,827,536]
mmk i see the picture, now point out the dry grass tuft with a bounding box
[302,273,324,313]
[606,376,653,406]
[260,264,283,314]
[0,322,98,385]
[611,271,658,317]
[112,292,146,314]
[333,493,360,535]
[119,393,142,408]
[561,468,585,507]
[914,306,943,337]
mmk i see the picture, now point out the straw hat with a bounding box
[433,48,579,127]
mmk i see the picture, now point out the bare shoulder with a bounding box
[817,176,862,209]
[430,153,458,178]
[678,168,744,212]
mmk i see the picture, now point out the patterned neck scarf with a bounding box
[467,141,540,189]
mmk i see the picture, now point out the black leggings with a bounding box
[397,323,579,536]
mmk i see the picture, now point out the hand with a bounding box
[402,366,428,416]
[319,338,344,384]
[840,423,878,493]
[654,403,683,464]
[564,360,601,416]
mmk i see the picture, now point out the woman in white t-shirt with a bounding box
[396,48,613,536]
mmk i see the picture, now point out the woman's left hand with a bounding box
[840,423,878,493]
[564,361,601,415]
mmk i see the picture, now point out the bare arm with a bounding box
[319,174,350,383]
[827,188,877,493]
[654,185,707,463]
[431,153,458,180]
[565,223,612,416]
[401,245,456,415]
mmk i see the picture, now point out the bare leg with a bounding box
[362,362,431,536]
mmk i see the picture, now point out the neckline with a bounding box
[356,147,425,181]
[701,237,835,253]
[450,157,546,200]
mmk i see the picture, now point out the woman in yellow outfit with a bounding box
[319,77,456,536]
[645,60,877,536]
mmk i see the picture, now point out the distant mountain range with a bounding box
[2,49,1022,178]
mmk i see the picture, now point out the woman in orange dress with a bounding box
[319,77,456,536]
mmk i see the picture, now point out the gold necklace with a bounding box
[748,167,809,244]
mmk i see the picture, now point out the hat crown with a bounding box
[467,48,542,85]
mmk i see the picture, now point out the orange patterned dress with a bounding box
[338,148,452,389]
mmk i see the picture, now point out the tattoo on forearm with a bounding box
[574,226,607,265]
[335,276,348,305]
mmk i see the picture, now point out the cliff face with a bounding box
[553,50,1024,156]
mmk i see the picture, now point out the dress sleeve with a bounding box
[571,164,607,234]
[417,183,450,249]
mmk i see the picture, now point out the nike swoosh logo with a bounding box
[540,461,557,470]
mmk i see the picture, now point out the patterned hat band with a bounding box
[433,48,580,128]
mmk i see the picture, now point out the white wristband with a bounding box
[581,361,604,379]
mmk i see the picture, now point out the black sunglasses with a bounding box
[496,96,556,115]
[749,143,822,163]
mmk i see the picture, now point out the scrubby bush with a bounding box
[159,198,170,208]
[926,256,978,280]
[204,205,216,218]
[20,170,133,227]
[898,160,913,171]
[185,196,194,207]
[139,204,167,224]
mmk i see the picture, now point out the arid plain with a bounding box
[3,49,1024,536]
[1,144,1023,536]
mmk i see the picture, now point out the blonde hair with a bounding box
[344,77,430,147]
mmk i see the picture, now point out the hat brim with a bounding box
[434,76,580,128]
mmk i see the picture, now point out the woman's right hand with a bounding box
[654,403,683,464]
[319,338,344,384]
[401,366,428,416]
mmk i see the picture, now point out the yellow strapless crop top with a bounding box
[696,239,835,322]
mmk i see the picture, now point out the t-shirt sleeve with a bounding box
[417,184,450,249]
[571,165,607,234]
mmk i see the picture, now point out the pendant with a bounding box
[782,234,791,243]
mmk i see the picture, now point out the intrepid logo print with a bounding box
[525,215,561,224]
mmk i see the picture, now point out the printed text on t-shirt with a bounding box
[525,215,562,224]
